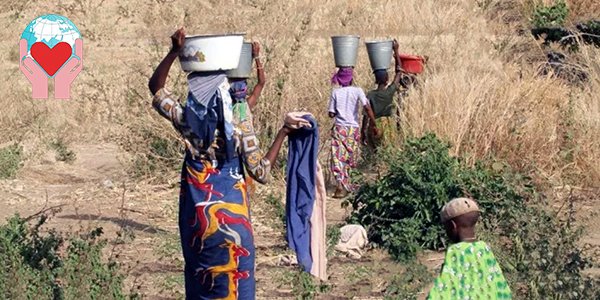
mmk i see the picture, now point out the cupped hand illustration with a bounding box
[54,38,83,99]
[19,39,48,99]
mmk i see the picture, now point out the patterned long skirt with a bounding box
[179,154,255,300]
[330,125,360,192]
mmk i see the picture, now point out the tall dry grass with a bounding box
[0,0,598,187]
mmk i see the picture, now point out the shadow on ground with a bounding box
[59,214,167,234]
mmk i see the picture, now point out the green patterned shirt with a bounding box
[427,241,512,300]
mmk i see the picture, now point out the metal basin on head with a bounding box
[331,35,360,67]
[179,33,245,72]
[365,40,393,71]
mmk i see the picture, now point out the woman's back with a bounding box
[328,86,368,127]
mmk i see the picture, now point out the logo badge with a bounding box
[19,14,83,99]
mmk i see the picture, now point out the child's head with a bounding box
[440,198,481,243]
[229,79,248,103]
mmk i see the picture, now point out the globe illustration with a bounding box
[20,14,81,58]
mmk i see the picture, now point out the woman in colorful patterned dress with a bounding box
[328,67,379,198]
[148,28,292,300]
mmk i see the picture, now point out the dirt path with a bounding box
[0,143,181,298]
[0,143,418,299]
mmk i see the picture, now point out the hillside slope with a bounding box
[1,0,599,299]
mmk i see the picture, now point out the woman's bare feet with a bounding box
[332,184,349,199]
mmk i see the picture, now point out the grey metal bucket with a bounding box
[365,40,393,70]
[331,35,360,67]
[227,42,253,78]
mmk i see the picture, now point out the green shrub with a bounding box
[0,214,132,299]
[346,133,531,261]
[487,203,600,299]
[349,133,600,298]
[131,128,182,178]
[326,224,342,258]
[532,0,569,28]
[265,192,286,227]
[384,261,431,300]
[0,143,23,179]
[285,268,331,300]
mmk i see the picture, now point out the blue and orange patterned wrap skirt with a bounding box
[179,153,255,300]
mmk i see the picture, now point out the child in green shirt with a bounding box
[427,198,512,300]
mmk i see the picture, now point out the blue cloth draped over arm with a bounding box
[285,115,319,273]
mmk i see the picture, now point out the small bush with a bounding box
[326,224,342,258]
[265,192,286,227]
[0,143,23,179]
[286,268,331,300]
[384,261,431,300]
[532,0,569,28]
[0,214,131,299]
[487,202,600,299]
[50,139,76,163]
[130,129,182,179]
[346,133,531,261]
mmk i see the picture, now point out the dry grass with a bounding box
[0,0,599,298]
[567,0,600,22]
[1,0,598,188]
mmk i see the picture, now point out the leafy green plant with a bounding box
[265,192,286,228]
[346,133,533,260]
[0,143,23,179]
[347,265,372,286]
[131,128,182,178]
[326,223,342,258]
[532,0,569,28]
[485,199,600,299]
[384,261,431,300]
[351,133,600,298]
[290,268,330,300]
[0,214,131,299]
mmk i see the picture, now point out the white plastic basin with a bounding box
[179,33,245,72]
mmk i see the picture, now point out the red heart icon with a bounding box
[30,42,72,77]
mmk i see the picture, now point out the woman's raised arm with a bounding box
[148,28,185,95]
[247,42,265,109]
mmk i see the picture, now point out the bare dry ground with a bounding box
[1,0,599,299]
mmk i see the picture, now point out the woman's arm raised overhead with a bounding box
[392,39,403,87]
[247,42,265,109]
[149,29,186,129]
[148,28,185,95]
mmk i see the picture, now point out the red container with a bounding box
[400,54,425,74]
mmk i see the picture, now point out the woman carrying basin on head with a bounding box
[228,42,265,110]
[148,28,294,300]
[361,39,402,150]
[227,42,268,186]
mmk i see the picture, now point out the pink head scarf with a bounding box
[331,67,354,87]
